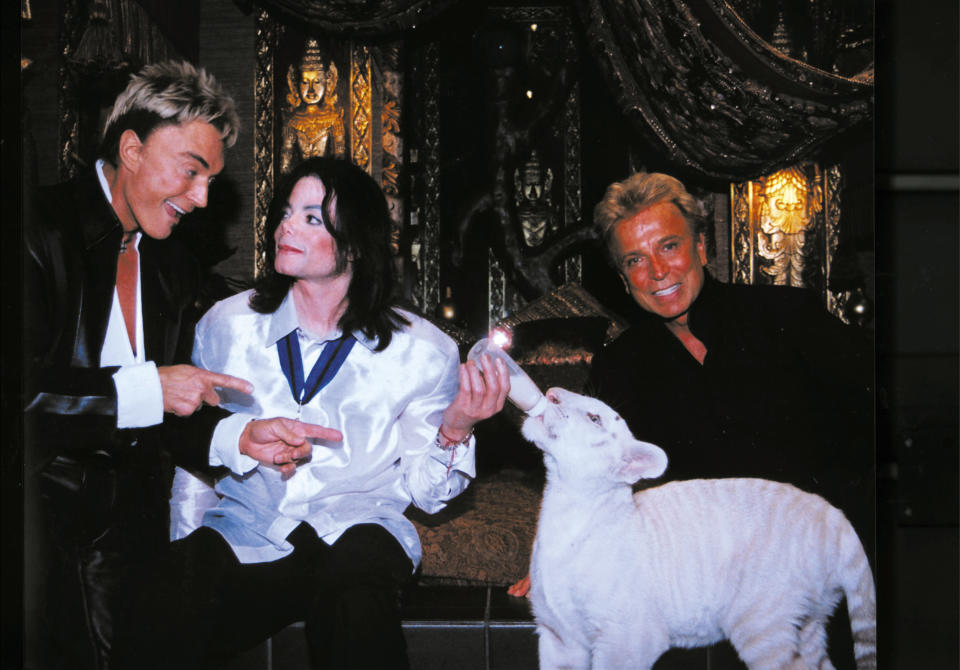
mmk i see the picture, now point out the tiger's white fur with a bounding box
[521,387,876,670]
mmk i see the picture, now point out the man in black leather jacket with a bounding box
[22,61,255,670]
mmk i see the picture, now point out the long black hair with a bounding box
[249,157,408,350]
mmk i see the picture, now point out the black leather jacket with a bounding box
[23,171,209,478]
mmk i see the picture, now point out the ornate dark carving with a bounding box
[254,10,277,278]
[234,0,461,37]
[58,0,82,181]
[561,63,582,285]
[451,7,593,321]
[407,41,442,313]
[421,43,442,312]
[575,0,873,181]
[57,0,192,179]
[724,0,873,78]
[380,43,404,258]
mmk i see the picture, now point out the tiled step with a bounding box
[223,585,539,670]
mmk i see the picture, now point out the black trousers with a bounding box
[112,522,413,670]
[25,452,170,670]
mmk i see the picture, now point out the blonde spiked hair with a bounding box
[99,60,239,164]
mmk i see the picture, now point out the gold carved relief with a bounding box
[349,45,372,172]
[280,38,346,173]
[730,162,853,321]
[756,165,823,287]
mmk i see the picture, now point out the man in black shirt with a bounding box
[586,171,874,669]
[588,172,872,510]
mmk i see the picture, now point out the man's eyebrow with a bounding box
[182,152,210,169]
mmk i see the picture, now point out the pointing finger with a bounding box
[294,421,343,444]
[205,371,254,395]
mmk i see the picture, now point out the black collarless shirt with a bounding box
[587,276,873,524]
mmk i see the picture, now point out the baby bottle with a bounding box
[468,334,548,416]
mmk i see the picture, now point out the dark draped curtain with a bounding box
[234,0,872,181]
[574,0,873,181]
[234,0,464,36]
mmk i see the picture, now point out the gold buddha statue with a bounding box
[280,39,346,173]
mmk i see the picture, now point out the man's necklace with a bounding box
[118,225,139,254]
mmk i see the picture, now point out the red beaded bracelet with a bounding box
[436,425,473,450]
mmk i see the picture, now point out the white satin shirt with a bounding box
[185,289,475,567]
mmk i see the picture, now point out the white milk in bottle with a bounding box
[467,336,548,416]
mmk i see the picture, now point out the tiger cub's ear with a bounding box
[616,440,668,484]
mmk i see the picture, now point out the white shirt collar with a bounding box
[266,290,377,351]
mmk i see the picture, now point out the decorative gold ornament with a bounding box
[280,38,346,173]
[731,163,855,322]
[349,44,372,172]
[756,164,823,286]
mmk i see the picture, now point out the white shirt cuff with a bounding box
[210,413,261,475]
[432,433,477,478]
[113,361,164,428]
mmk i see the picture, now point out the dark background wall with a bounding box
[875,0,958,665]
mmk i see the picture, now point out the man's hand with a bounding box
[158,365,254,416]
[439,354,510,442]
[239,417,343,478]
[507,573,531,598]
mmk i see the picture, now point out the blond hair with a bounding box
[99,61,239,164]
[593,172,704,263]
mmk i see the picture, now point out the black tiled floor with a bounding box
[486,624,539,670]
[224,585,539,670]
[405,624,488,670]
[403,585,538,670]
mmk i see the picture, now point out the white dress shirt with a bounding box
[180,289,474,568]
[95,159,164,428]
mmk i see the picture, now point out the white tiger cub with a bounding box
[521,387,876,670]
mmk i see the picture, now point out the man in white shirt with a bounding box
[112,157,510,670]
[22,61,315,670]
